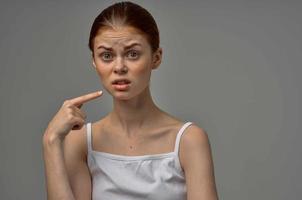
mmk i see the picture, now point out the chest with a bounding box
[91,125,180,156]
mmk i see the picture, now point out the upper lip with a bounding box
[112,78,131,84]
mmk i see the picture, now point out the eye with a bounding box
[126,50,140,59]
[100,52,113,61]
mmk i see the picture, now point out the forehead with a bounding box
[94,26,148,49]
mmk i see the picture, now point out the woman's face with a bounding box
[92,26,162,100]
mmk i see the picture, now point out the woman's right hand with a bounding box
[43,90,103,143]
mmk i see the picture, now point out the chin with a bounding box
[113,93,133,101]
[109,88,131,97]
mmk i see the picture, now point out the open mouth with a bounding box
[113,81,130,85]
[112,79,131,85]
[112,81,131,90]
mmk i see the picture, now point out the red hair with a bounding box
[88,1,160,54]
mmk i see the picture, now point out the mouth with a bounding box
[112,79,131,85]
[112,79,131,90]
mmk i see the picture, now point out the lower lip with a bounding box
[112,83,131,90]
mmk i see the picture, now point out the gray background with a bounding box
[0,0,301,199]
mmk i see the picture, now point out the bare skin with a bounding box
[91,25,165,136]
[90,111,185,156]
[42,25,218,200]
[90,25,186,155]
[42,91,103,200]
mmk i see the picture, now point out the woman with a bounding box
[42,1,218,200]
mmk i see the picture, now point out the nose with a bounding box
[113,57,128,74]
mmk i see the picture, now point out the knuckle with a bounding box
[66,108,73,115]
[63,100,72,107]
[66,113,74,121]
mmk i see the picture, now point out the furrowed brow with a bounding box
[97,43,142,50]
[124,43,142,50]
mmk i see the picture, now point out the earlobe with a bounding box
[92,57,96,69]
[152,48,162,69]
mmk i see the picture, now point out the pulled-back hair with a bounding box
[88,1,160,54]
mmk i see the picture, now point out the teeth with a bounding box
[117,81,127,84]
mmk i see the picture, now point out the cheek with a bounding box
[94,59,110,74]
[133,57,152,75]
[95,67,103,78]
[95,65,110,83]
[133,63,152,83]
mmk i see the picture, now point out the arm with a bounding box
[42,91,101,200]
[63,128,92,200]
[42,127,92,200]
[42,133,76,200]
[180,125,219,200]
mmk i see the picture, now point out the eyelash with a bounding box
[99,50,140,62]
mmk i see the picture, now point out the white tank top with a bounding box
[86,121,194,200]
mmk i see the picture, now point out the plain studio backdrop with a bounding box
[0,0,301,199]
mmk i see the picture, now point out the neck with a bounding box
[108,86,162,137]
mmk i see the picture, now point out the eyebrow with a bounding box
[97,43,142,50]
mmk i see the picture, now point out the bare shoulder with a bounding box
[179,124,218,199]
[63,124,93,199]
[181,123,209,146]
[63,123,88,161]
[179,123,211,169]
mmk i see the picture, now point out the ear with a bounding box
[92,53,96,69]
[152,47,163,70]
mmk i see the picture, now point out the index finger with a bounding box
[69,90,103,107]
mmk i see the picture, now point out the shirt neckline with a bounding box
[90,149,177,161]
[87,121,193,162]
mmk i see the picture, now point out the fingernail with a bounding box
[98,90,103,94]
